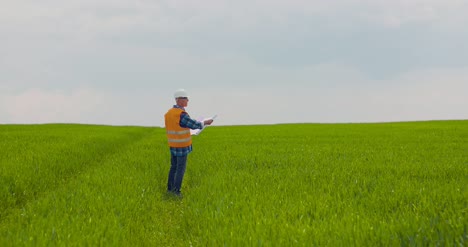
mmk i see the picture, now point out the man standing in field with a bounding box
[164,89,213,197]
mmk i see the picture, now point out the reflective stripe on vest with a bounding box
[166,130,190,135]
[167,137,192,143]
[164,108,192,148]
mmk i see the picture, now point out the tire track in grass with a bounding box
[95,127,187,246]
[1,126,187,246]
[0,124,155,222]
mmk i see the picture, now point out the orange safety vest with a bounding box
[164,108,192,148]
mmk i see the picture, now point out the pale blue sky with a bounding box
[1,0,467,126]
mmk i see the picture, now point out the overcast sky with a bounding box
[1,0,467,126]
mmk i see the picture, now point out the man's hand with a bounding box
[203,119,214,126]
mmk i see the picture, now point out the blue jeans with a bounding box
[167,154,188,194]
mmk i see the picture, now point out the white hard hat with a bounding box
[174,89,189,98]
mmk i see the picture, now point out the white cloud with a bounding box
[356,0,468,28]
[0,87,174,126]
[187,65,468,125]
[1,64,467,126]
[1,0,467,125]
[3,0,466,37]
[1,88,105,124]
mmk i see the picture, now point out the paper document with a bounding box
[191,115,217,135]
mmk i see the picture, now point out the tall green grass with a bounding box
[1,121,467,246]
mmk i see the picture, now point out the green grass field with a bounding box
[1,121,467,246]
